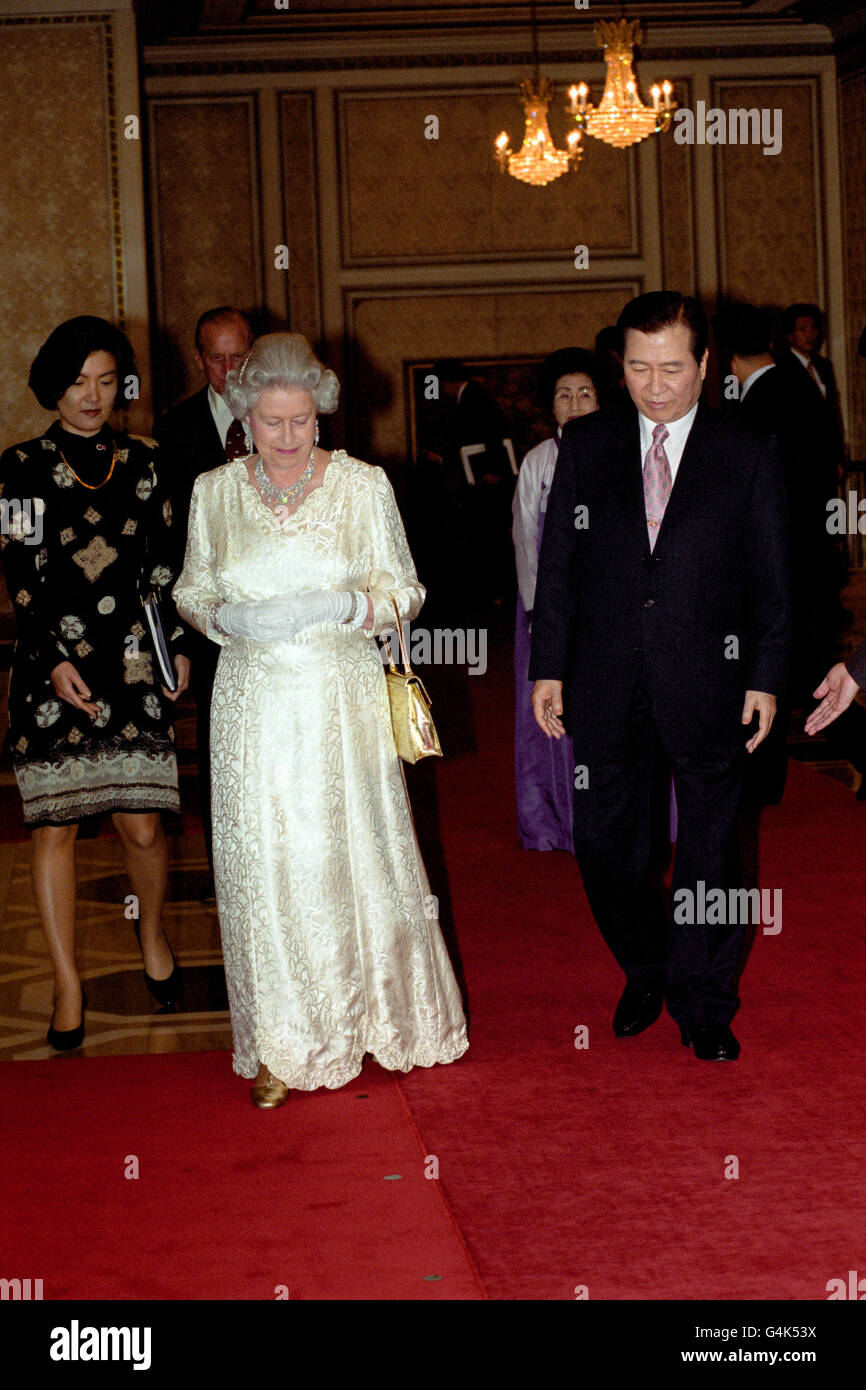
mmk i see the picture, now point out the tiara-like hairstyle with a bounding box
[224,333,339,418]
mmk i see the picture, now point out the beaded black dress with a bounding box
[0,421,186,825]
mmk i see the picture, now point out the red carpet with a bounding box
[0,1051,484,1300]
[396,643,866,1299]
[3,631,866,1301]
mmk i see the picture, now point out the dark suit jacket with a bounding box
[153,387,227,669]
[774,350,844,488]
[428,380,512,487]
[739,366,797,448]
[740,363,839,579]
[529,399,790,758]
[153,387,226,568]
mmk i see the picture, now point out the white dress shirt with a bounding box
[638,402,699,486]
[208,385,253,453]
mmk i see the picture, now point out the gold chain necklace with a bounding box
[57,444,117,490]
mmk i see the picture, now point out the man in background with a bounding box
[421,358,515,614]
[154,306,254,897]
[716,303,866,801]
[778,302,848,631]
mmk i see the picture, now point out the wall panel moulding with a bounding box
[140,2,836,72]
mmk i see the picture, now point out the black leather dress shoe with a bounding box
[680,1024,740,1061]
[612,983,664,1037]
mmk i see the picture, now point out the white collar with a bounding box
[638,401,699,453]
[741,363,775,400]
[208,384,234,422]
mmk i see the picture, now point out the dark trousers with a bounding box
[189,633,219,874]
[571,674,744,1028]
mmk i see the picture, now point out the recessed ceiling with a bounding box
[134,0,866,46]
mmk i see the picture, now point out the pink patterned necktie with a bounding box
[643,423,671,550]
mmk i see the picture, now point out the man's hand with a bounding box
[51,660,98,717]
[162,653,191,703]
[532,679,566,740]
[804,662,860,736]
[741,690,777,753]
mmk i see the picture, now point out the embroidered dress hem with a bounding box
[233,1032,469,1091]
[15,746,179,825]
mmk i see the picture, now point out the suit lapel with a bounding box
[605,404,647,547]
[786,350,825,401]
[653,400,717,551]
[197,387,227,471]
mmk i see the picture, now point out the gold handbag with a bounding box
[384,599,443,763]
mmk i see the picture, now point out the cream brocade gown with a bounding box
[174,451,468,1089]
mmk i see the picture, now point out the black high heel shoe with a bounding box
[47,986,87,1052]
[134,925,180,1007]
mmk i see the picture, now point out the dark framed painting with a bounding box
[404,356,551,477]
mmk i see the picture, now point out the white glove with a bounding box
[216,591,364,642]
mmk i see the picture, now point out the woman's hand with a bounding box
[50,660,99,717]
[162,653,191,702]
[216,592,358,642]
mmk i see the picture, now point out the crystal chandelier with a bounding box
[495,76,583,187]
[567,18,675,150]
[493,0,582,187]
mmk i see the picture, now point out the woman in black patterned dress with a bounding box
[0,317,190,1049]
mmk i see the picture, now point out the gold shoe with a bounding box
[251,1068,289,1109]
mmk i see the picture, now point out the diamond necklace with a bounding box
[255,447,316,509]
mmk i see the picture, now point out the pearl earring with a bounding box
[314,421,320,446]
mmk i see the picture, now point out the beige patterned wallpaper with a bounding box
[0,18,117,452]
[279,92,321,342]
[840,71,866,461]
[140,55,849,473]
[657,80,695,295]
[348,285,635,463]
[340,90,635,263]
[714,81,819,308]
[149,98,260,410]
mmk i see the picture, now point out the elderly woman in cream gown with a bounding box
[174,333,467,1108]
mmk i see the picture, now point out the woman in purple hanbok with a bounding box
[512,349,600,850]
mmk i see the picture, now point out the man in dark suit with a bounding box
[716,304,866,801]
[154,307,254,546]
[529,292,790,1062]
[153,306,254,893]
[421,359,516,613]
[777,302,844,457]
[777,303,848,623]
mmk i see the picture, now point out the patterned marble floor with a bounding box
[0,686,234,1062]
